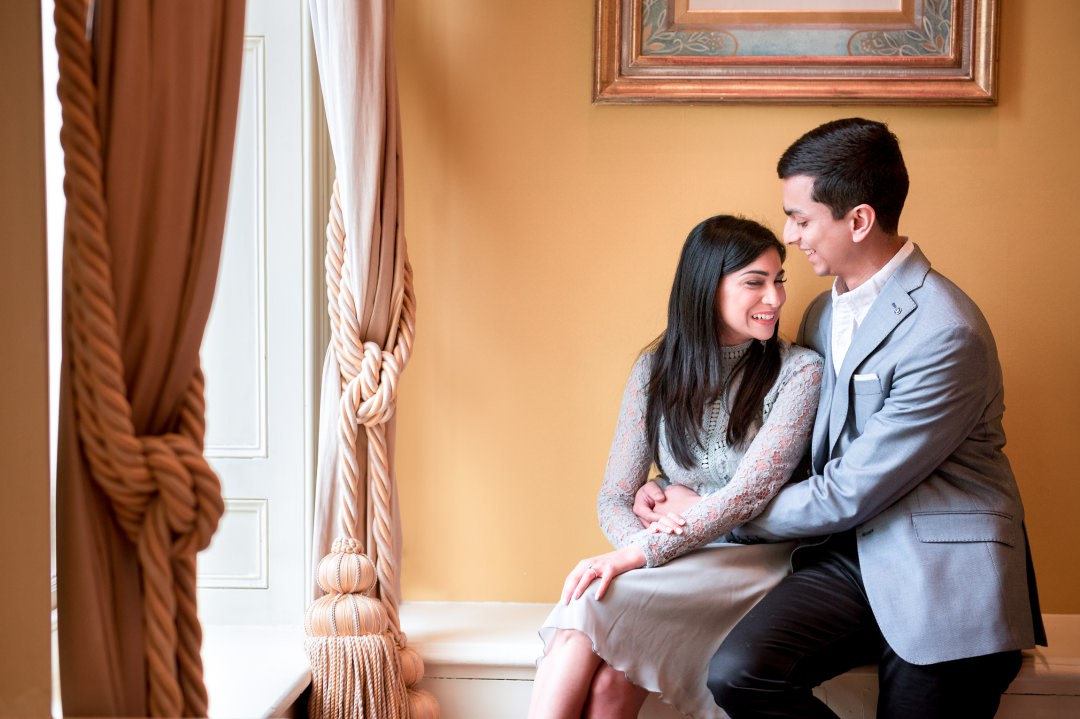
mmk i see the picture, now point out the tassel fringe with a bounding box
[305,634,409,719]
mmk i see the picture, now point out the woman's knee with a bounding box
[589,664,640,699]
[586,664,647,717]
[546,628,592,652]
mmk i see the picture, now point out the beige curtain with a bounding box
[55,0,245,715]
[308,0,407,611]
[304,3,435,715]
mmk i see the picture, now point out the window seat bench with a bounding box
[399,602,1080,719]
[197,605,1080,718]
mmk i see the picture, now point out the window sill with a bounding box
[203,624,310,718]
[400,601,547,680]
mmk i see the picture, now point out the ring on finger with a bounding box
[586,564,597,577]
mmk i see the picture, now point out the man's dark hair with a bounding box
[777,117,909,235]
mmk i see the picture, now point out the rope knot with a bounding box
[342,341,400,428]
[138,433,223,556]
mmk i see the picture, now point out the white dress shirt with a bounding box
[831,239,914,374]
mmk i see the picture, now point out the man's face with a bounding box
[781,174,853,279]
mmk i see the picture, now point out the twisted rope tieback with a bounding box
[312,188,431,717]
[55,1,224,716]
[324,180,416,637]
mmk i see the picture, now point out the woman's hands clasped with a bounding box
[561,544,646,605]
[633,480,699,534]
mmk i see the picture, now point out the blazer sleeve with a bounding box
[737,321,993,541]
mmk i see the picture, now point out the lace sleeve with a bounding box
[596,355,655,549]
[629,351,824,567]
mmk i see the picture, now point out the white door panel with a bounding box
[199,0,325,626]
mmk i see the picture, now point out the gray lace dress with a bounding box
[539,340,823,718]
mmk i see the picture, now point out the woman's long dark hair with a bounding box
[645,215,786,470]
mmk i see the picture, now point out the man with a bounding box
[638,118,1044,718]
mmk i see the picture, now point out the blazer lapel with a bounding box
[812,302,834,474]
[826,246,930,454]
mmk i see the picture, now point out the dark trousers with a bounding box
[707,532,1022,719]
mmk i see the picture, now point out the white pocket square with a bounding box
[854,373,879,381]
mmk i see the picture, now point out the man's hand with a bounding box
[632,480,668,527]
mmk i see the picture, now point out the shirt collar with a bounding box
[831,238,914,324]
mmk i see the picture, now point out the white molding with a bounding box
[205,35,269,460]
[198,498,269,589]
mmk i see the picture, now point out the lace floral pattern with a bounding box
[597,341,823,567]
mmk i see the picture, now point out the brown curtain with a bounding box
[55,0,245,715]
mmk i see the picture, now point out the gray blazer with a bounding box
[736,245,1042,665]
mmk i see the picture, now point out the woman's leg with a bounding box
[528,629,605,719]
[583,663,649,719]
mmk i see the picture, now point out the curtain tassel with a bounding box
[305,538,409,719]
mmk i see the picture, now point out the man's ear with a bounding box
[849,204,876,244]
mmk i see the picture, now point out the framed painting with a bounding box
[595,0,1000,104]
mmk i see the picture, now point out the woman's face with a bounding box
[715,248,786,346]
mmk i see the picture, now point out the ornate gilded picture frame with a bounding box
[595,0,1000,104]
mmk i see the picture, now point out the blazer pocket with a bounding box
[911,511,1018,546]
[852,375,884,434]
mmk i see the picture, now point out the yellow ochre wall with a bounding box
[394,1,1080,612]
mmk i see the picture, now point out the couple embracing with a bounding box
[529,118,1045,719]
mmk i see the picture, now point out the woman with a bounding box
[529,215,823,719]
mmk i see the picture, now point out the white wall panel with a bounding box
[204,36,267,459]
[199,499,269,589]
[198,0,328,625]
